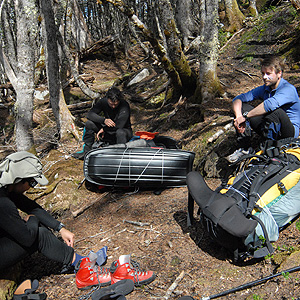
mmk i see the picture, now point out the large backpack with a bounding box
[187,138,300,262]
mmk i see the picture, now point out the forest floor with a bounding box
[2,3,300,300]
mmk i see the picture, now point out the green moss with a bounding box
[150,94,165,105]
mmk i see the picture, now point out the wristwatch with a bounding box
[56,222,65,232]
[243,111,249,120]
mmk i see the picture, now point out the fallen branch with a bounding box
[71,192,109,218]
[124,220,150,226]
[164,96,187,121]
[220,28,244,52]
[235,68,260,80]
[164,270,185,300]
[208,122,233,143]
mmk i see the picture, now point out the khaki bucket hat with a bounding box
[0,151,48,187]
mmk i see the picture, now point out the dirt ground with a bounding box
[2,4,300,300]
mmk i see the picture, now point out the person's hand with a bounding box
[23,214,34,222]
[104,118,116,127]
[59,228,75,247]
[234,115,246,134]
[96,128,104,140]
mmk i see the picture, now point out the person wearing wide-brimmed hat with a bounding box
[0,151,78,271]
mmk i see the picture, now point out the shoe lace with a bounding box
[130,260,148,284]
[95,265,110,276]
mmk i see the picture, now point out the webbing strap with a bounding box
[250,214,274,255]
[246,161,287,216]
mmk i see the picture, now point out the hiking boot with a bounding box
[110,254,156,286]
[75,257,111,290]
[226,148,252,163]
[72,144,91,160]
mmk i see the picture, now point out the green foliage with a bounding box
[264,253,273,260]
[243,56,254,63]
[282,272,290,280]
[258,235,266,244]
[252,294,263,300]
[218,27,231,48]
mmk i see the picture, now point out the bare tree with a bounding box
[40,0,80,141]
[0,0,39,151]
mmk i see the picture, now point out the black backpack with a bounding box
[187,138,300,262]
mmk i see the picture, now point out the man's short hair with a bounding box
[106,87,123,103]
[261,56,285,74]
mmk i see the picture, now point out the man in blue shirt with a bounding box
[227,56,300,162]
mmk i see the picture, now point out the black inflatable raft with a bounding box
[83,138,195,188]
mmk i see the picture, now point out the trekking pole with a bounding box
[201,265,300,300]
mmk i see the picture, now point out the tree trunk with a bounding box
[157,0,197,97]
[56,29,100,100]
[175,0,194,49]
[249,0,259,16]
[196,0,221,104]
[221,0,245,32]
[40,0,79,141]
[67,0,93,51]
[14,0,38,151]
[40,0,61,132]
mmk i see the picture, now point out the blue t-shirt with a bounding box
[233,78,300,138]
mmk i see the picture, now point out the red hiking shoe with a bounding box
[75,257,111,290]
[110,254,156,286]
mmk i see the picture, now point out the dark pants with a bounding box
[238,103,295,148]
[0,226,74,270]
[83,120,133,147]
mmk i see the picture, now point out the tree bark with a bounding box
[221,0,245,32]
[175,0,194,49]
[196,0,221,104]
[249,0,259,16]
[40,0,79,141]
[67,0,93,51]
[157,0,197,96]
[14,0,39,151]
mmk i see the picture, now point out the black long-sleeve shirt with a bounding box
[0,187,60,247]
[87,97,132,133]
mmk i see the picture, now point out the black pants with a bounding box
[83,120,133,146]
[238,104,295,148]
[0,226,74,270]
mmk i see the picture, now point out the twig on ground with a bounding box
[75,223,121,244]
[124,220,150,226]
[71,192,109,218]
[220,28,244,52]
[100,228,127,242]
[164,270,185,300]
[235,68,260,80]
